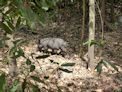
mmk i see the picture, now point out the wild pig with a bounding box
[50,38,68,53]
[38,38,68,55]
[38,38,51,52]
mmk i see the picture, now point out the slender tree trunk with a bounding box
[6,34,18,77]
[110,0,115,23]
[101,0,105,27]
[98,0,105,39]
[79,0,85,57]
[88,0,95,70]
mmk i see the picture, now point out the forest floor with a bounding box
[0,7,122,92]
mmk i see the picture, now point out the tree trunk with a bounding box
[88,0,95,70]
[79,0,86,57]
[6,34,18,77]
[110,0,115,23]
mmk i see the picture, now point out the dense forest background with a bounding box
[0,0,122,92]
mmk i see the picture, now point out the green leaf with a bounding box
[0,0,7,6]
[59,68,73,73]
[10,47,24,58]
[36,55,50,59]
[31,84,40,92]
[57,86,62,92]
[14,47,24,58]
[101,60,108,68]
[33,5,46,24]
[44,76,49,79]
[13,39,22,45]
[16,17,21,28]
[49,59,59,65]
[35,0,42,8]
[90,40,98,46]
[46,0,58,8]
[117,88,122,92]
[0,39,5,48]
[6,21,15,31]
[4,36,10,40]
[9,46,17,56]
[99,40,105,47]
[83,40,104,47]
[38,13,45,25]
[71,0,74,2]
[104,60,118,72]
[18,48,24,56]
[30,65,35,72]
[61,63,75,67]
[5,7,15,15]
[0,22,12,34]
[41,0,49,11]
[95,61,103,75]
[0,73,6,92]
[10,79,20,92]
[42,6,49,11]
[83,40,90,46]
[31,76,45,84]
[13,39,26,46]
[26,59,31,65]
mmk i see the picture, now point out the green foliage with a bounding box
[34,0,59,10]
[6,20,15,30]
[0,0,75,32]
[0,0,7,6]
[49,60,75,73]
[95,59,118,75]
[16,17,21,28]
[0,73,6,92]
[17,1,42,29]
[61,63,75,66]
[31,84,40,92]
[0,0,61,31]
[50,61,75,73]
[36,55,50,59]
[95,61,103,75]
[0,0,67,91]
[26,59,32,65]
[0,22,13,34]
[13,39,26,47]
[59,67,73,73]
[0,38,5,48]
[116,88,122,92]
[83,40,105,47]
[0,35,10,48]
[9,79,20,92]
[9,46,25,58]
[30,65,35,72]
[0,10,22,34]
[31,76,45,84]
[6,38,26,60]
[105,60,118,72]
